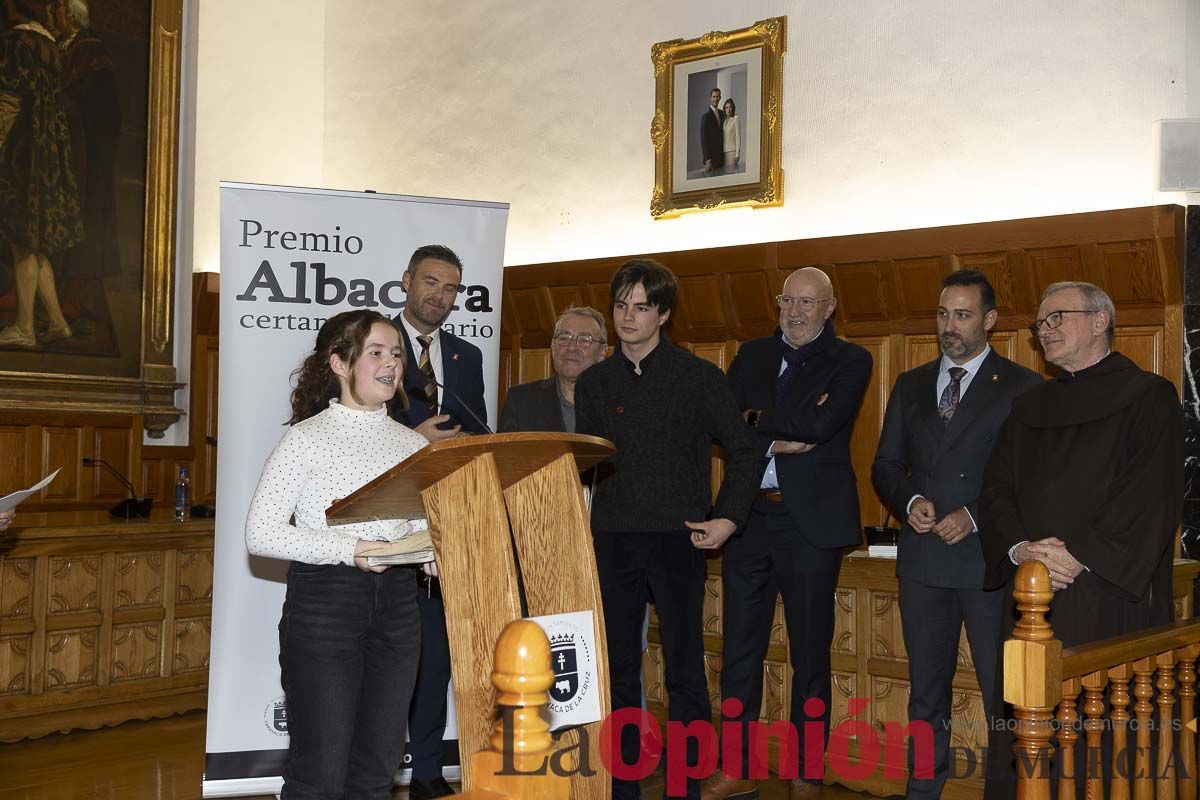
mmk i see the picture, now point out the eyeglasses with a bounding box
[1028,310,1094,335]
[776,295,832,311]
[552,332,604,348]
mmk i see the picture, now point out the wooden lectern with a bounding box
[326,433,615,800]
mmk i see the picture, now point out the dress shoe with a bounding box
[788,779,822,800]
[409,776,456,800]
[0,325,36,348]
[40,324,72,344]
[701,772,758,800]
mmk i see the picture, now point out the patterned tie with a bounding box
[938,367,967,425]
[416,334,438,412]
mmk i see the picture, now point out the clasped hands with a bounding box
[1011,537,1083,591]
[908,499,973,545]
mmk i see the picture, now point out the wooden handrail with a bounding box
[1061,618,1200,679]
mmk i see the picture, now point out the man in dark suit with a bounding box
[700,87,725,174]
[391,244,488,800]
[871,269,1041,800]
[498,306,606,433]
[705,267,872,800]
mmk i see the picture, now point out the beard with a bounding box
[408,298,451,329]
[939,333,969,359]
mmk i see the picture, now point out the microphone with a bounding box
[422,374,493,435]
[82,458,153,518]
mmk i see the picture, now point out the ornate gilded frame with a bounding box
[650,17,786,219]
[0,0,184,437]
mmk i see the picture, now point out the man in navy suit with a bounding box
[498,306,606,434]
[700,87,726,174]
[872,270,1041,800]
[705,267,872,800]
[390,244,488,800]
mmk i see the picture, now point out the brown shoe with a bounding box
[788,780,822,800]
[701,772,759,800]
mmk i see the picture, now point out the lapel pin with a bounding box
[616,406,624,415]
[991,374,999,382]
[452,353,460,361]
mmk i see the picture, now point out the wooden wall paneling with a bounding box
[958,251,1020,314]
[830,261,892,324]
[1112,327,1163,376]
[894,256,952,318]
[1097,240,1165,308]
[674,273,732,342]
[0,425,28,492]
[517,349,552,384]
[1025,245,1086,296]
[726,267,781,340]
[846,335,888,528]
[41,426,82,503]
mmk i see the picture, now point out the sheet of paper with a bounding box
[0,469,60,513]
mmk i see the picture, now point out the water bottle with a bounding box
[175,467,191,522]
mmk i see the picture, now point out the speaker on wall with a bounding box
[1154,119,1200,192]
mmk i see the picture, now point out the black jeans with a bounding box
[719,501,844,781]
[279,563,421,800]
[593,529,711,800]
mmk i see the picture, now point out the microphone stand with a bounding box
[82,458,153,519]
[423,375,494,435]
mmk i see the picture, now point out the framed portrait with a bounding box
[0,0,183,436]
[650,17,786,219]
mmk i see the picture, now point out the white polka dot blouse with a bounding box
[245,399,430,565]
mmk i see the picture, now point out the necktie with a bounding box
[416,334,438,412]
[938,367,967,425]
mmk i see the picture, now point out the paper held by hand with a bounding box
[0,469,60,513]
[364,529,435,566]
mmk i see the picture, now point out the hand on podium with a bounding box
[415,415,461,441]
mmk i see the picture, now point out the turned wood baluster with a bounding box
[1082,670,1107,800]
[469,619,568,800]
[1133,656,1156,800]
[1009,562,1061,800]
[1178,645,1199,800]
[1109,663,1133,800]
[1057,678,1080,800]
[1155,651,1177,800]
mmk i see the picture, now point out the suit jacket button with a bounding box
[959,473,966,479]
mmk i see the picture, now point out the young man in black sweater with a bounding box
[575,259,760,800]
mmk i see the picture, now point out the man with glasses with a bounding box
[871,270,1041,800]
[499,306,606,433]
[979,281,1183,800]
[704,267,872,800]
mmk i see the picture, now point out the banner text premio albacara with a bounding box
[233,218,496,336]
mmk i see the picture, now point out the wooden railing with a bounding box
[1009,561,1200,800]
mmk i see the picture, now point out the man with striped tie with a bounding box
[392,243,488,800]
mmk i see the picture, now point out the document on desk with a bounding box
[0,469,60,513]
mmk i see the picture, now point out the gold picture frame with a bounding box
[0,0,184,437]
[650,17,786,219]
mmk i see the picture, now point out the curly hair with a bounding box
[287,310,407,425]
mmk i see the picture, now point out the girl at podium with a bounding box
[246,309,431,799]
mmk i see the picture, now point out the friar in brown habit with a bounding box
[980,280,1183,800]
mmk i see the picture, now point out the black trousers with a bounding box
[898,577,1004,800]
[278,563,420,800]
[407,576,452,781]
[593,530,711,800]
[719,500,844,781]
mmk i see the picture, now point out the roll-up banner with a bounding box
[204,183,509,797]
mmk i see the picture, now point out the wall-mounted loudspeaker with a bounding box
[1154,119,1200,192]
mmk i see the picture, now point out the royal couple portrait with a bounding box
[699,85,745,177]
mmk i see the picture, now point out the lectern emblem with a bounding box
[263,695,288,735]
[550,633,580,702]
[532,610,600,727]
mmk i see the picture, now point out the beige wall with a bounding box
[188,0,1192,273]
